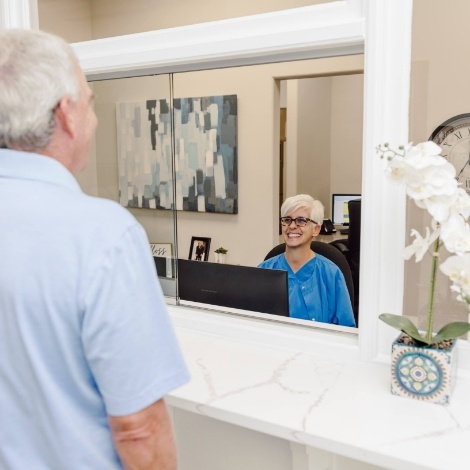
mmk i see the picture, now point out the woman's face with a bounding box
[282,207,321,249]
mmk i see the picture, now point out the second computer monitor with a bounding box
[331,194,361,225]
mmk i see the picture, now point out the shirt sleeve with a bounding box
[81,223,189,416]
[332,269,356,327]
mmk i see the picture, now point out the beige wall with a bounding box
[92,75,176,248]
[295,75,363,216]
[330,74,363,197]
[38,0,333,41]
[286,74,363,219]
[404,0,470,327]
[38,0,92,42]
[295,77,332,210]
[411,0,470,138]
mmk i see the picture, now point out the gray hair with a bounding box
[281,194,324,226]
[0,29,80,151]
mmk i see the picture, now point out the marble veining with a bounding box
[168,323,470,470]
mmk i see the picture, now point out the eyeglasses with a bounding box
[280,217,317,227]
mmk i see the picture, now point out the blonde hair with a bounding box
[281,194,324,225]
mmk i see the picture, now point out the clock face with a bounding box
[429,113,470,194]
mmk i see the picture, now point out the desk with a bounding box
[316,225,349,244]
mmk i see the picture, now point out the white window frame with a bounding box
[8,0,469,371]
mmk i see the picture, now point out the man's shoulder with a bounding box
[68,193,142,245]
[80,194,136,224]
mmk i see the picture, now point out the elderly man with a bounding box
[0,29,189,469]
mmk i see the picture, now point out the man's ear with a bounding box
[54,96,76,138]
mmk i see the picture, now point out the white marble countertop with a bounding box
[166,306,470,470]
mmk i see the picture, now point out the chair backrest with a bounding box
[348,199,361,255]
[346,198,361,325]
[264,240,354,307]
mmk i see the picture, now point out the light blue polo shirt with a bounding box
[0,150,189,469]
[258,253,355,327]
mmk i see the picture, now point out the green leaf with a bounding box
[431,322,470,345]
[379,313,430,346]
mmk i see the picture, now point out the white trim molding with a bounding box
[73,1,365,79]
[359,0,411,361]
[0,0,37,29]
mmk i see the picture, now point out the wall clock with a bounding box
[429,113,470,194]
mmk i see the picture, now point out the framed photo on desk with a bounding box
[189,237,211,261]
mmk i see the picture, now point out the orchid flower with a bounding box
[450,188,470,220]
[440,214,470,255]
[376,141,470,345]
[440,254,470,306]
[404,225,440,262]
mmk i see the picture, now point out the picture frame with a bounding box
[188,237,211,262]
[150,243,173,278]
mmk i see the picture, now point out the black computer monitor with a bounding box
[331,194,361,225]
[177,259,289,317]
[153,256,175,278]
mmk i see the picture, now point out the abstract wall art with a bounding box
[116,99,173,209]
[116,94,238,214]
[173,95,238,214]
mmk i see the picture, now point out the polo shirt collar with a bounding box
[0,149,82,193]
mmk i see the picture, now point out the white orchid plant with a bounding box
[377,141,470,347]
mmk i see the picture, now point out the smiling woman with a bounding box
[259,194,356,326]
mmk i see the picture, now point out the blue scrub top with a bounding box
[259,253,355,327]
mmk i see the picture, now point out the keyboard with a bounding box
[339,228,350,235]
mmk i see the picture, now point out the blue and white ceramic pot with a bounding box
[391,334,457,405]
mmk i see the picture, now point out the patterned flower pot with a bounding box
[391,334,457,405]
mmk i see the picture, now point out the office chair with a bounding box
[264,240,354,308]
[330,199,361,324]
